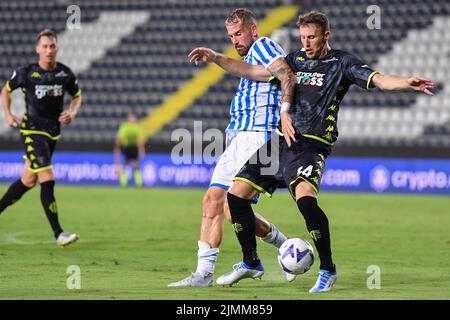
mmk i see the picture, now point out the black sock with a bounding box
[0,179,31,213]
[297,196,335,272]
[40,181,63,238]
[227,192,260,268]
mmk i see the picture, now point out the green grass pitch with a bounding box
[0,185,449,300]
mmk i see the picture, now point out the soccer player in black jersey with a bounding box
[215,11,436,292]
[0,29,82,247]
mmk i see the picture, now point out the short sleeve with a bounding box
[251,37,286,69]
[284,52,296,70]
[342,53,378,90]
[5,67,27,92]
[66,69,81,97]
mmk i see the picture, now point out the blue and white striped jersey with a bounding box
[227,37,285,132]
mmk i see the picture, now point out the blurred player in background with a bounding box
[0,29,82,247]
[169,8,297,287]
[114,112,145,187]
[215,11,436,292]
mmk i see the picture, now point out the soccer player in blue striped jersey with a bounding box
[168,8,297,287]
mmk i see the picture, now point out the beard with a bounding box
[235,44,252,57]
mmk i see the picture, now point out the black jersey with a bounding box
[6,62,80,139]
[283,49,377,150]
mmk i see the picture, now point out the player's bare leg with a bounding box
[169,183,290,286]
[198,185,285,273]
[200,186,226,248]
[21,160,38,187]
[168,186,224,287]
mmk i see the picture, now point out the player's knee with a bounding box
[21,170,37,188]
[21,176,37,188]
[294,181,316,201]
[37,169,55,183]
[228,180,257,200]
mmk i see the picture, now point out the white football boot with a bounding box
[56,232,79,247]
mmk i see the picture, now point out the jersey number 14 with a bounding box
[297,165,313,177]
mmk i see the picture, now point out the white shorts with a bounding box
[210,130,272,190]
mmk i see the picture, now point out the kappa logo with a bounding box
[55,70,68,77]
[310,230,322,241]
[232,223,243,233]
[306,60,319,69]
[322,57,338,63]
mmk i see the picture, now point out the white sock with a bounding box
[260,224,287,249]
[196,240,219,276]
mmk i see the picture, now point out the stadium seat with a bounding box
[0,0,449,149]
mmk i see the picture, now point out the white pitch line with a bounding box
[5,231,26,244]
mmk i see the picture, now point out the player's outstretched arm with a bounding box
[1,85,21,127]
[188,47,270,82]
[59,95,82,124]
[371,74,436,96]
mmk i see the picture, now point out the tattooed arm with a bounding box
[267,58,297,147]
[267,58,296,105]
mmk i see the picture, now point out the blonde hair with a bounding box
[225,8,257,27]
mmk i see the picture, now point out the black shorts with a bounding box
[21,133,57,173]
[234,133,329,198]
[121,146,139,161]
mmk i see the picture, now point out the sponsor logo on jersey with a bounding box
[322,57,338,63]
[295,71,325,87]
[55,70,68,77]
[306,60,319,69]
[31,71,41,78]
[35,85,63,99]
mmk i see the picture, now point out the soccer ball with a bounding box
[278,238,315,275]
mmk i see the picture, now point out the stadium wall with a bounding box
[0,152,449,195]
